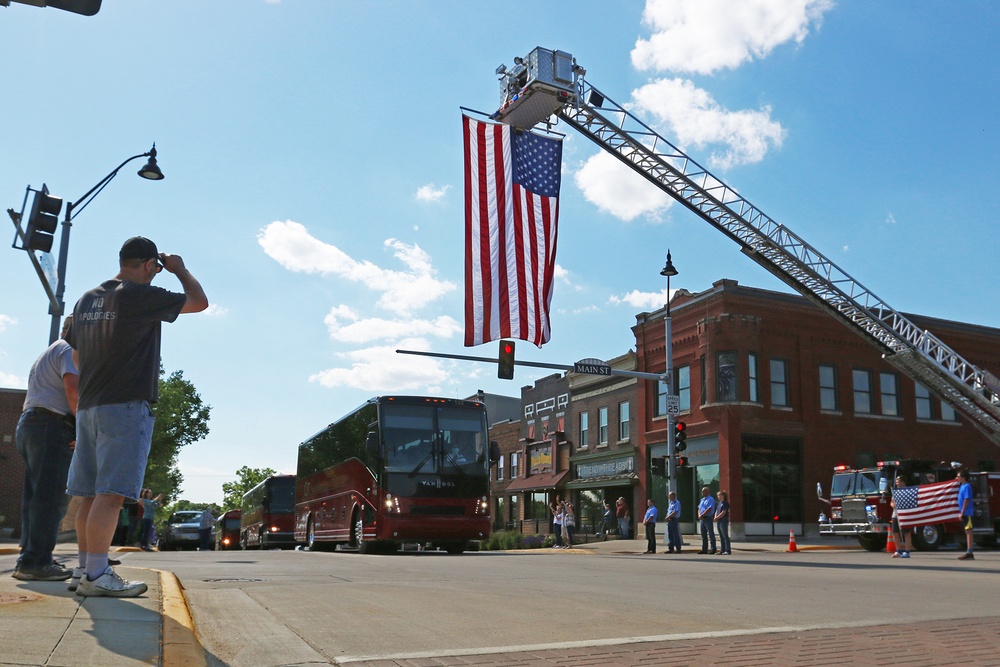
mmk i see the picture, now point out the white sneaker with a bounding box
[76,567,148,598]
[67,567,85,592]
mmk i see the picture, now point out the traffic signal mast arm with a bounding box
[491,47,1000,443]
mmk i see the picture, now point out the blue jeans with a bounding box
[667,518,681,552]
[717,518,731,553]
[700,518,716,552]
[618,517,629,539]
[15,410,75,568]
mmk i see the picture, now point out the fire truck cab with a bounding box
[819,460,999,551]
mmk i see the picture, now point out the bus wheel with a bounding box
[353,512,373,554]
[857,534,887,552]
[913,525,943,551]
[307,518,317,550]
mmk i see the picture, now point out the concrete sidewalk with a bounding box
[0,542,204,667]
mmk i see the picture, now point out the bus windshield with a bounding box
[382,403,488,498]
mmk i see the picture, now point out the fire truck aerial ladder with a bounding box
[488,47,1000,444]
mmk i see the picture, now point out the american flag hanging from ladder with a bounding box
[462,115,562,348]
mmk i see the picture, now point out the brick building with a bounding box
[0,388,27,538]
[634,279,1000,539]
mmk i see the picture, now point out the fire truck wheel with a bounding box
[857,534,887,552]
[912,524,943,551]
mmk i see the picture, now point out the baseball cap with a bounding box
[119,236,159,262]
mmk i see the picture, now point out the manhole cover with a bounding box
[202,577,268,583]
[0,592,43,605]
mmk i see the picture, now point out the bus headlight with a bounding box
[385,494,400,513]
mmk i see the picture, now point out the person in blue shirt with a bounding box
[642,498,658,554]
[665,491,682,554]
[957,469,975,560]
[697,486,717,554]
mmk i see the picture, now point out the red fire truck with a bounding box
[818,460,1000,551]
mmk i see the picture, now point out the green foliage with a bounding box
[221,465,277,511]
[480,530,557,551]
[145,367,211,502]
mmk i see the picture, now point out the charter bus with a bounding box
[295,396,498,554]
[214,509,242,551]
[241,474,297,549]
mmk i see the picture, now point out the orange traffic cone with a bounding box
[886,529,897,554]
[786,529,798,552]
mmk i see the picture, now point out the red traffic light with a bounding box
[498,339,515,380]
[674,421,686,433]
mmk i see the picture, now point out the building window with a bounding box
[510,494,519,524]
[655,379,667,417]
[598,407,609,445]
[509,452,519,479]
[700,356,707,405]
[748,354,759,403]
[528,492,548,520]
[497,455,505,481]
[717,351,738,402]
[853,370,872,414]
[915,383,933,419]
[579,412,589,449]
[770,359,789,407]
[819,364,838,411]
[677,365,691,412]
[941,401,957,422]
[619,401,630,441]
[880,372,899,416]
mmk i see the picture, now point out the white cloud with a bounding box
[257,220,456,314]
[309,338,449,392]
[574,152,673,221]
[632,0,834,75]
[203,304,228,317]
[631,78,786,170]
[0,370,24,387]
[0,314,16,332]
[609,288,671,310]
[323,304,461,344]
[415,183,450,202]
[885,213,897,225]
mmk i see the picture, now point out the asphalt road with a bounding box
[140,541,999,666]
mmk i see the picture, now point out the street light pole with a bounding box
[46,145,164,343]
[660,250,679,495]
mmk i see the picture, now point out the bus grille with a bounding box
[410,506,466,516]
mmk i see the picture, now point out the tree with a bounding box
[144,367,211,502]
[222,466,277,511]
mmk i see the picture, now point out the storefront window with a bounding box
[527,492,549,520]
[741,438,802,523]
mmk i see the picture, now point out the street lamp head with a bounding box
[137,144,164,181]
[660,249,678,277]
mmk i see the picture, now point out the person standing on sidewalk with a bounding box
[642,498,658,554]
[198,507,214,551]
[12,317,78,582]
[66,236,208,597]
[697,486,717,554]
[616,497,630,540]
[714,490,731,555]
[890,475,914,559]
[665,491,681,554]
[138,489,163,551]
[957,469,976,560]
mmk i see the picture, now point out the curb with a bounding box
[156,568,208,667]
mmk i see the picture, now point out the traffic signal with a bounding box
[650,456,666,476]
[23,185,62,253]
[497,340,515,379]
[674,420,687,452]
[676,455,689,469]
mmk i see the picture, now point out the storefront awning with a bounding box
[503,470,569,492]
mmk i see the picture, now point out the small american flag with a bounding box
[463,115,562,348]
[893,479,960,529]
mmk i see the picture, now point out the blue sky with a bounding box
[2,1,998,504]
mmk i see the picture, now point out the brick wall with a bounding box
[0,388,27,537]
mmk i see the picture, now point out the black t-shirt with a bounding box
[67,279,186,410]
